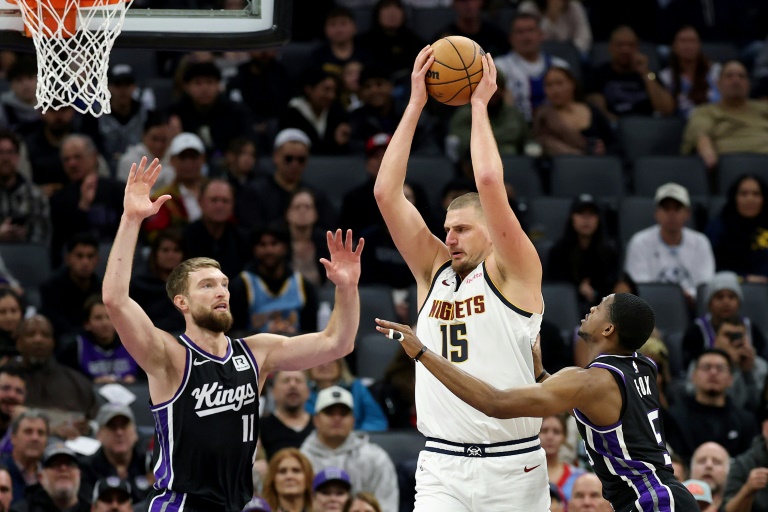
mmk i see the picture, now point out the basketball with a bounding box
[426,36,485,107]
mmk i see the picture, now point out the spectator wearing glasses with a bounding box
[668,349,758,460]
[238,129,337,232]
[11,443,89,512]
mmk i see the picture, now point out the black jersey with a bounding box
[147,335,259,512]
[574,353,698,511]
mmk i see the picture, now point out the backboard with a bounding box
[0,0,291,50]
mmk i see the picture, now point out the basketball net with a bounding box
[8,0,133,116]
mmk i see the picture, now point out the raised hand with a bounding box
[471,54,498,107]
[123,157,171,221]
[321,229,364,289]
[410,45,435,108]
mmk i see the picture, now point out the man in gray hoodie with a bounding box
[300,386,398,511]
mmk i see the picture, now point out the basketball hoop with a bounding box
[8,0,133,116]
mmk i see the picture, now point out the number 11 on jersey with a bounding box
[242,414,255,442]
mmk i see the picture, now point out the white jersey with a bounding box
[415,260,543,443]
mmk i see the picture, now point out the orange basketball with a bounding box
[426,36,485,107]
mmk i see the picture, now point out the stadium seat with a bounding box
[550,156,624,201]
[404,156,454,213]
[110,48,159,84]
[367,430,426,466]
[619,117,686,164]
[527,197,571,243]
[302,156,368,211]
[741,283,768,341]
[542,282,580,340]
[501,156,541,202]
[633,156,709,197]
[534,238,555,274]
[0,243,51,309]
[618,197,657,249]
[407,284,419,326]
[541,41,583,82]
[665,332,685,379]
[636,283,689,337]
[279,41,323,85]
[95,382,154,430]
[356,333,402,381]
[350,6,373,33]
[701,42,739,64]
[409,7,456,40]
[717,154,768,195]
[146,77,175,112]
[319,284,396,340]
[708,195,726,222]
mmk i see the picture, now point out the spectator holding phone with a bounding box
[702,316,768,413]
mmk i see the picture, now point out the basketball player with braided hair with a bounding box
[374,46,547,510]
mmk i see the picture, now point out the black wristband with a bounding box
[535,370,548,383]
[413,346,428,362]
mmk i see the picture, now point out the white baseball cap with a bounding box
[655,182,690,207]
[169,132,205,157]
[273,128,311,151]
[314,385,353,413]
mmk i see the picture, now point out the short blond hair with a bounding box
[447,192,483,214]
[166,257,221,301]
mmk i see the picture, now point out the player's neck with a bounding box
[185,326,229,357]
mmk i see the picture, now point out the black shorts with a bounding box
[143,488,229,512]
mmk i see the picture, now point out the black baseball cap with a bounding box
[108,64,136,85]
[92,477,131,503]
[570,194,600,214]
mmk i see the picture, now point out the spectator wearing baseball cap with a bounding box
[142,132,207,242]
[300,386,399,512]
[312,467,351,511]
[78,403,150,505]
[102,63,148,174]
[683,271,761,367]
[14,442,90,511]
[625,182,715,304]
[242,496,272,511]
[235,128,337,233]
[683,479,713,510]
[722,404,768,512]
[91,476,132,511]
[169,60,255,157]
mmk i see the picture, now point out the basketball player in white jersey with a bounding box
[102,158,363,512]
[374,47,548,510]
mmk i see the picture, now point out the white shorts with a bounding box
[413,438,551,511]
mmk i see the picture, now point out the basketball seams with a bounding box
[444,37,473,100]
[425,69,483,86]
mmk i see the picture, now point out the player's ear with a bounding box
[173,295,188,312]
[602,323,615,337]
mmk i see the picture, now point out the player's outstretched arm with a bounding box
[103,157,176,376]
[374,46,447,286]
[252,230,363,374]
[376,319,620,421]
[469,55,542,298]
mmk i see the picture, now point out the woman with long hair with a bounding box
[706,174,768,282]
[546,194,620,315]
[285,189,330,287]
[262,448,314,512]
[0,288,22,363]
[659,26,721,118]
[534,66,614,156]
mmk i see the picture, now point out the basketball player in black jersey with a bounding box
[103,158,364,512]
[377,293,699,511]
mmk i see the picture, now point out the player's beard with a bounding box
[192,308,233,334]
[451,259,478,280]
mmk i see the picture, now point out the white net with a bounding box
[13,0,133,116]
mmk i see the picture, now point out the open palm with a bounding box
[124,157,171,220]
[321,229,364,288]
